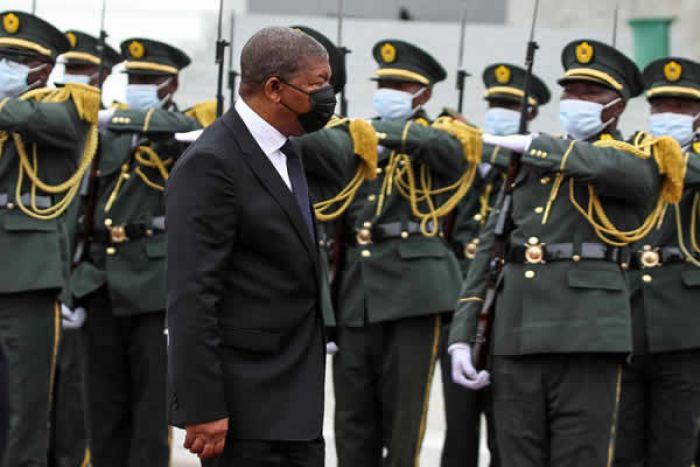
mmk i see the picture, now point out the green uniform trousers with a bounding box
[438,322,499,467]
[49,328,88,467]
[82,287,169,467]
[614,350,700,467]
[333,314,441,467]
[0,290,60,467]
[491,354,623,467]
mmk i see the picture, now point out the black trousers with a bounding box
[202,438,324,467]
[491,354,623,467]
[614,350,700,467]
[49,328,88,467]
[82,287,169,467]
[333,314,441,467]
[0,290,59,467]
[438,323,499,467]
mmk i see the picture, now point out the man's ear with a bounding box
[263,76,283,104]
[604,97,626,123]
[415,87,432,107]
[165,75,179,96]
[29,63,53,88]
[528,106,538,122]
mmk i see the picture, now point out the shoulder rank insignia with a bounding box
[495,65,511,84]
[381,42,396,64]
[2,13,20,34]
[664,60,682,82]
[575,41,594,65]
[128,40,145,60]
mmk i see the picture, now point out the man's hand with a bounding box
[60,304,86,330]
[184,417,229,460]
[449,344,491,390]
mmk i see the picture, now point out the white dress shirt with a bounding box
[235,98,292,190]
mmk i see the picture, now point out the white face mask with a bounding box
[648,112,700,147]
[484,107,521,136]
[125,77,172,111]
[0,58,47,98]
[372,87,426,120]
[559,97,621,141]
[61,72,96,86]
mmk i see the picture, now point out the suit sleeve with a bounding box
[165,146,236,426]
[372,119,467,180]
[448,189,502,346]
[0,98,84,149]
[524,134,660,206]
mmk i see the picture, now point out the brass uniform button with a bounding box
[145,229,154,237]
[400,231,409,239]
[473,213,483,222]
[527,237,539,246]
[356,228,372,245]
[642,274,653,283]
[362,221,372,229]
[367,194,377,202]
[621,262,629,270]
[361,250,371,258]
[572,255,582,262]
[6,202,14,210]
[524,270,535,279]
[104,218,113,227]
[376,167,383,175]
[540,176,551,185]
[106,247,117,256]
[534,206,544,214]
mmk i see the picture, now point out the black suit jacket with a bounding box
[165,108,327,441]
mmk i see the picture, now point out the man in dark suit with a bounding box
[165,26,345,466]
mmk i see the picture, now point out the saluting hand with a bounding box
[184,417,229,460]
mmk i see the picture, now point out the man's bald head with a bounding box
[239,26,328,96]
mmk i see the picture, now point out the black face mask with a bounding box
[281,80,337,133]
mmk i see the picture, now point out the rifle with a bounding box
[471,0,540,370]
[612,4,619,47]
[215,0,230,118]
[227,11,239,107]
[455,4,470,114]
[31,0,36,14]
[336,0,350,115]
[72,0,108,267]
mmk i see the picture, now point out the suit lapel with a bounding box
[223,109,318,262]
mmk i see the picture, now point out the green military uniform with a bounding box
[440,64,550,467]
[449,40,674,467]
[69,38,199,467]
[303,40,468,466]
[49,30,121,467]
[0,11,99,467]
[613,57,700,467]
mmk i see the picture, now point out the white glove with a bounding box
[449,343,490,390]
[175,129,204,143]
[98,109,114,131]
[482,133,536,154]
[61,304,86,330]
[326,342,338,355]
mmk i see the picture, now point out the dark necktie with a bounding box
[281,140,315,240]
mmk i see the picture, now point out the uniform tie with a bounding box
[281,140,315,240]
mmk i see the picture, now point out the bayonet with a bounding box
[215,0,229,117]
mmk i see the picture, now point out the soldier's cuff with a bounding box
[523,134,569,170]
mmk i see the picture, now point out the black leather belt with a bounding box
[506,242,624,264]
[0,193,52,209]
[348,221,437,246]
[630,246,687,269]
[93,217,166,244]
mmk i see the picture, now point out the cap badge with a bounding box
[66,32,77,49]
[128,40,145,60]
[3,13,20,35]
[380,42,396,64]
[664,60,682,82]
[575,41,594,65]
[495,65,511,84]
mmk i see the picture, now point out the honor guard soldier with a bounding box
[441,63,550,467]
[68,38,199,467]
[49,30,122,467]
[613,57,700,467]
[301,40,475,466]
[0,11,101,467]
[449,39,683,466]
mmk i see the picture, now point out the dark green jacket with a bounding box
[629,134,700,354]
[301,115,468,326]
[70,108,199,315]
[449,132,662,355]
[0,89,91,294]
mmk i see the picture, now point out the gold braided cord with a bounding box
[104,164,130,213]
[542,140,577,225]
[313,118,379,221]
[691,193,700,254]
[566,133,685,246]
[11,84,100,219]
[674,202,700,267]
[133,145,172,192]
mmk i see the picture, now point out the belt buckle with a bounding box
[640,245,660,269]
[110,225,129,244]
[356,228,372,246]
[524,242,546,264]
